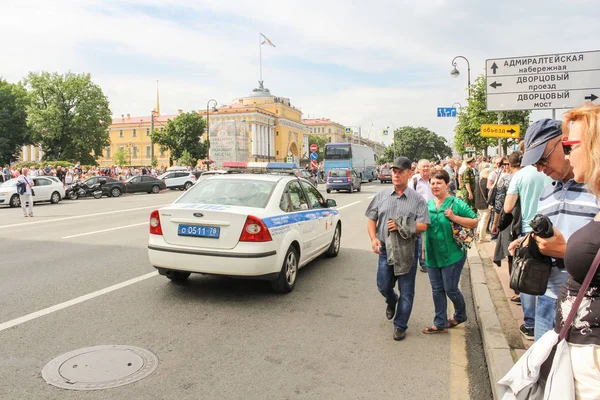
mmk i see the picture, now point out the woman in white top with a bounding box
[65,169,73,186]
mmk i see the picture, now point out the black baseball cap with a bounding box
[521,119,563,166]
[391,156,412,170]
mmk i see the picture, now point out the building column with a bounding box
[39,145,43,161]
[30,145,36,162]
[251,123,257,156]
[23,145,29,161]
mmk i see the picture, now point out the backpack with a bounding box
[16,179,26,195]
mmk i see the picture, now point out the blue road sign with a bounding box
[437,107,457,117]
[310,152,318,160]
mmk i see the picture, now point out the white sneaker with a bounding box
[28,213,33,217]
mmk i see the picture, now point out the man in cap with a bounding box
[366,157,430,341]
[508,118,599,341]
[460,156,477,212]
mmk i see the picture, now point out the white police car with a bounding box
[147,174,341,293]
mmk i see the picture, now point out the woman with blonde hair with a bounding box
[553,103,600,399]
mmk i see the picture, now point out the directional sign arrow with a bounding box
[507,129,516,134]
[585,94,598,102]
[490,81,503,89]
[491,62,498,74]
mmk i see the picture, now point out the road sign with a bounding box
[437,107,457,117]
[486,50,600,111]
[311,160,318,169]
[345,127,352,134]
[286,157,293,163]
[480,124,521,139]
[383,129,389,135]
[310,152,318,160]
[310,144,318,153]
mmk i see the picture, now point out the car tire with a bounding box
[271,246,298,294]
[357,184,361,192]
[165,270,191,282]
[110,188,121,198]
[50,191,61,204]
[350,184,354,193]
[10,194,20,207]
[326,189,331,193]
[184,182,192,190]
[151,185,160,194]
[325,224,341,258]
[92,191,103,199]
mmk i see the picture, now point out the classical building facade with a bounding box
[302,118,347,143]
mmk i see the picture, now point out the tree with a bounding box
[381,126,452,163]
[151,111,206,166]
[454,75,531,156]
[308,134,329,162]
[150,156,158,168]
[24,72,111,165]
[178,150,196,167]
[113,147,128,166]
[0,79,31,165]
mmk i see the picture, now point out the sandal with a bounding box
[423,326,448,334]
[448,317,467,329]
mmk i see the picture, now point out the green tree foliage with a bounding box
[307,134,329,162]
[113,147,128,166]
[0,79,30,165]
[454,75,531,155]
[150,156,158,168]
[25,72,112,165]
[151,111,206,165]
[381,126,452,163]
[178,150,196,167]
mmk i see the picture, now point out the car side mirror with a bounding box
[326,199,337,208]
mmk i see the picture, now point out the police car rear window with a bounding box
[176,179,276,208]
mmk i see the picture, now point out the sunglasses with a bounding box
[562,140,581,156]
[502,163,510,166]
[533,139,561,167]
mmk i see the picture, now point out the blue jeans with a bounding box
[416,235,425,269]
[521,293,536,330]
[534,268,567,340]
[426,254,467,328]
[376,244,418,330]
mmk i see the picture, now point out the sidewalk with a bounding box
[467,240,531,400]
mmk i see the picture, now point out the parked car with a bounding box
[148,174,341,293]
[326,168,362,193]
[81,176,126,198]
[378,168,392,183]
[0,177,65,207]
[297,170,317,186]
[125,175,167,194]
[157,170,196,190]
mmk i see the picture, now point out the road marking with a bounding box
[0,204,167,229]
[367,195,375,199]
[0,272,158,333]
[62,222,148,239]
[336,201,362,210]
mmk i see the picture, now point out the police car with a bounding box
[147,173,341,293]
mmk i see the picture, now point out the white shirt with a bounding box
[17,175,34,195]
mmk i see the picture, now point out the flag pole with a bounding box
[259,33,262,84]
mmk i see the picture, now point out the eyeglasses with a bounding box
[502,163,510,166]
[562,140,581,156]
[533,139,561,167]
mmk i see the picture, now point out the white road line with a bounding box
[0,204,167,229]
[62,222,148,239]
[336,201,362,210]
[367,195,375,199]
[0,272,158,333]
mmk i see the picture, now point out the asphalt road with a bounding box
[0,183,492,399]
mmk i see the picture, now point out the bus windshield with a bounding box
[324,144,351,159]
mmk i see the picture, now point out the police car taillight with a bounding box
[240,215,272,242]
[149,210,163,235]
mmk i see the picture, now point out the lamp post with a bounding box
[450,56,471,98]
[206,99,217,170]
[452,102,462,109]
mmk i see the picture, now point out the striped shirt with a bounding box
[365,187,430,243]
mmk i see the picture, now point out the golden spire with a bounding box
[156,80,160,116]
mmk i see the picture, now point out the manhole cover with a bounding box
[42,345,158,391]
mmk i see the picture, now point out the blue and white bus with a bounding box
[323,143,378,182]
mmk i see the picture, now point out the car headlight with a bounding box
[0,191,8,196]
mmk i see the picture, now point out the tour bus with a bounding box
[323,143,378,182]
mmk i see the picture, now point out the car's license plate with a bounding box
[177,224,220,238]
[334,179,344,182]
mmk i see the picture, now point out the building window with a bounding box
[119,146,124,151]
[132,129,137,137]
[133,146,138,158]
[328,137,332,142]
[119,130,123,138]
[146,128,150,136]
[276,150,279,155]
[328,128,331,133]
[105,146,111,158]
[146,146,151,157]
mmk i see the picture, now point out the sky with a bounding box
[1,0,598,148]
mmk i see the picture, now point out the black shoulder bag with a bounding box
[510,233,553,295]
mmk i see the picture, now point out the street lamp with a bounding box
[452,102,462,109]
[450,56,471,98]
[206,99,217,169]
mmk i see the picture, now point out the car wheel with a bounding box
[165,270,191,282]
[10,194,20,208]
[50,191,61,204]
[151,185,160,194]
[184,182,192,190]
[271,246,298,293]
[357,184,361,192]
[326,189,331,193]
[325,224,341,257]
[111,187,121,197]
[92,190,103,199]
[350,184,354,193]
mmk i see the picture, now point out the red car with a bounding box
[378,168,392,183]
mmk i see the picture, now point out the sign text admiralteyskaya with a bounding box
[486,50,600,111]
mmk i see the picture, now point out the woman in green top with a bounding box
[423,170,479,334]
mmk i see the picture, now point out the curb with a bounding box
[467,246,514,400]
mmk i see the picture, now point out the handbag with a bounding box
[498,247,600,400]
[510,233,553,295]
[449,198,475,251]
[487,170,502,207]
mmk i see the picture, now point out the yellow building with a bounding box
[302,118,347,143]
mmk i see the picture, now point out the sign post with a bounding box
[486,50,600,111]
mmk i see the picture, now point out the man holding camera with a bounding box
[508,119,599,341]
